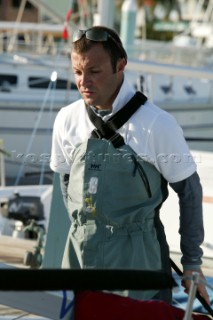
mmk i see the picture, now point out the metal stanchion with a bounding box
[183,272,200,320]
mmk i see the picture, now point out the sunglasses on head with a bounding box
[72,28,127,61]
[73,28,112,43]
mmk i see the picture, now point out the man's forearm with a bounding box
[170,171,204,268]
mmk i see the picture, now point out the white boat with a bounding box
[0,0,213,182]
[0,51,80,182]
[1,51,213,182]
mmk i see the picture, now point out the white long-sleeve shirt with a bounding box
[50,75,196,183]
[50,75,204,268]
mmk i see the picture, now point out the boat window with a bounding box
[0,74,18,86]
[12,0,33,9]
[28,77,78,90]
[12,0,22,7]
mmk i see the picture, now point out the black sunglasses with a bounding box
[73,29,112,42]
[72,28,127,61]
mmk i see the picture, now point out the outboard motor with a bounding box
[7,192,44,224]
[6,192,46,267]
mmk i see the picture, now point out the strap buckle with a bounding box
[91,129,103,139]
[109,133,125,148]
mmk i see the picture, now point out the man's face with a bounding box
[71,43,125,109]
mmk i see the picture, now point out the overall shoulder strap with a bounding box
[87,91,147,147]
[107,91,147,130]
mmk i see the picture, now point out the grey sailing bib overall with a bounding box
[62,137,170,300]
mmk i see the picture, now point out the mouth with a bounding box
[81,90,96,100]
[82,89,94,94]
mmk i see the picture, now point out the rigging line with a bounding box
[14,79,54,186]
[15,0,75,186]
[14,37,71,186]
[39,47,71,185]
[39,77,56,186]
[41,0,76,184]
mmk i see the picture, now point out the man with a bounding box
[50,25,209,304]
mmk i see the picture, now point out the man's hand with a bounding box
[182,269,210,305]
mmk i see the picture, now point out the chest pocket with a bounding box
[68,138,168,227]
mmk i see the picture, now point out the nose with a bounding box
[80,72,91,87]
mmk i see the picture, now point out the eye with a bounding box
[89,67,101,74]
[73,70,82,76]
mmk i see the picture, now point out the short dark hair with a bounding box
[72,26,127,73]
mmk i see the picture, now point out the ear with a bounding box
[117,58,126,72]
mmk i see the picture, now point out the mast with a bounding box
[95,0,114,28]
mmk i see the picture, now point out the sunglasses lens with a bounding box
[73,29,109,43]
[86,29,108,42]
[72,30,85,42]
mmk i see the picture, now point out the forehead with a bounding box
[71,43,111,66]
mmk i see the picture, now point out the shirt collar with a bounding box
[111,74,135,114]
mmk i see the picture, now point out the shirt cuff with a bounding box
[182,264,201,271]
